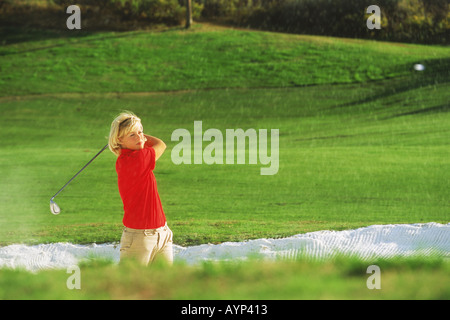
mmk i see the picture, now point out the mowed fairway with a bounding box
[1,24,449,300]
[0,25,449,247]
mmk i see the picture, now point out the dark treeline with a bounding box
[199,0,449,44]
[1,0,448,44]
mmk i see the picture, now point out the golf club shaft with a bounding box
[50,144,109,201]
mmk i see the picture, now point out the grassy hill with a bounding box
[0,23,449,300]
[1,24,448,96]
[0,24,449,246]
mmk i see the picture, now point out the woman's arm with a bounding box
[144,134,166,161]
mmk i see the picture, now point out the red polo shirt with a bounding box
[116,146,166,229]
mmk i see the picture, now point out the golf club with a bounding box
[50,144,109,215]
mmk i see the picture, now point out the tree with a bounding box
[185,0,192,29]
[420,0,449,26]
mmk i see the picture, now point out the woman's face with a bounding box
[119,123,146,151]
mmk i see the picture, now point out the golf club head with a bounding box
[50,199,61,215]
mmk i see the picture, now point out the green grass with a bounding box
[0,25,449,246]
[1,24,449,96]
[0,83,448,246]
[0,24,449,299]
[1,256,448,300]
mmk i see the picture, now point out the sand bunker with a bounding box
[0,223,448,272]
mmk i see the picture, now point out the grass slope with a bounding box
[0,25,448,248]
[1,24,449,96]
[1,256,449,300]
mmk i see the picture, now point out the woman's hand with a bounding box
[144,134,166,160]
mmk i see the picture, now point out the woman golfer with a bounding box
[109,111,173,266]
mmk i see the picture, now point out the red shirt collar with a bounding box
[120,148,135,155]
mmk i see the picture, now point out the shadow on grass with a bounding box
[330,58,450,113]
[0,26,95,46]
[387,103,450,119]
[0,26,154,56]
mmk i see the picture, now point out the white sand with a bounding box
[0,222,448,272]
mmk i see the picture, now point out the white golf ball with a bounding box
[413,64,425,71]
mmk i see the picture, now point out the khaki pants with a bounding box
[119,224,173,266]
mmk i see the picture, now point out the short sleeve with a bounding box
[142,146,156,171]
[116,147,156,179]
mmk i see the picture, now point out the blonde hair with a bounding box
[109,111,143,156]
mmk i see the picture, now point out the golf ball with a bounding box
[413,64,425,71]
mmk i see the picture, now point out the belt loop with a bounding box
[144,229,156,236]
